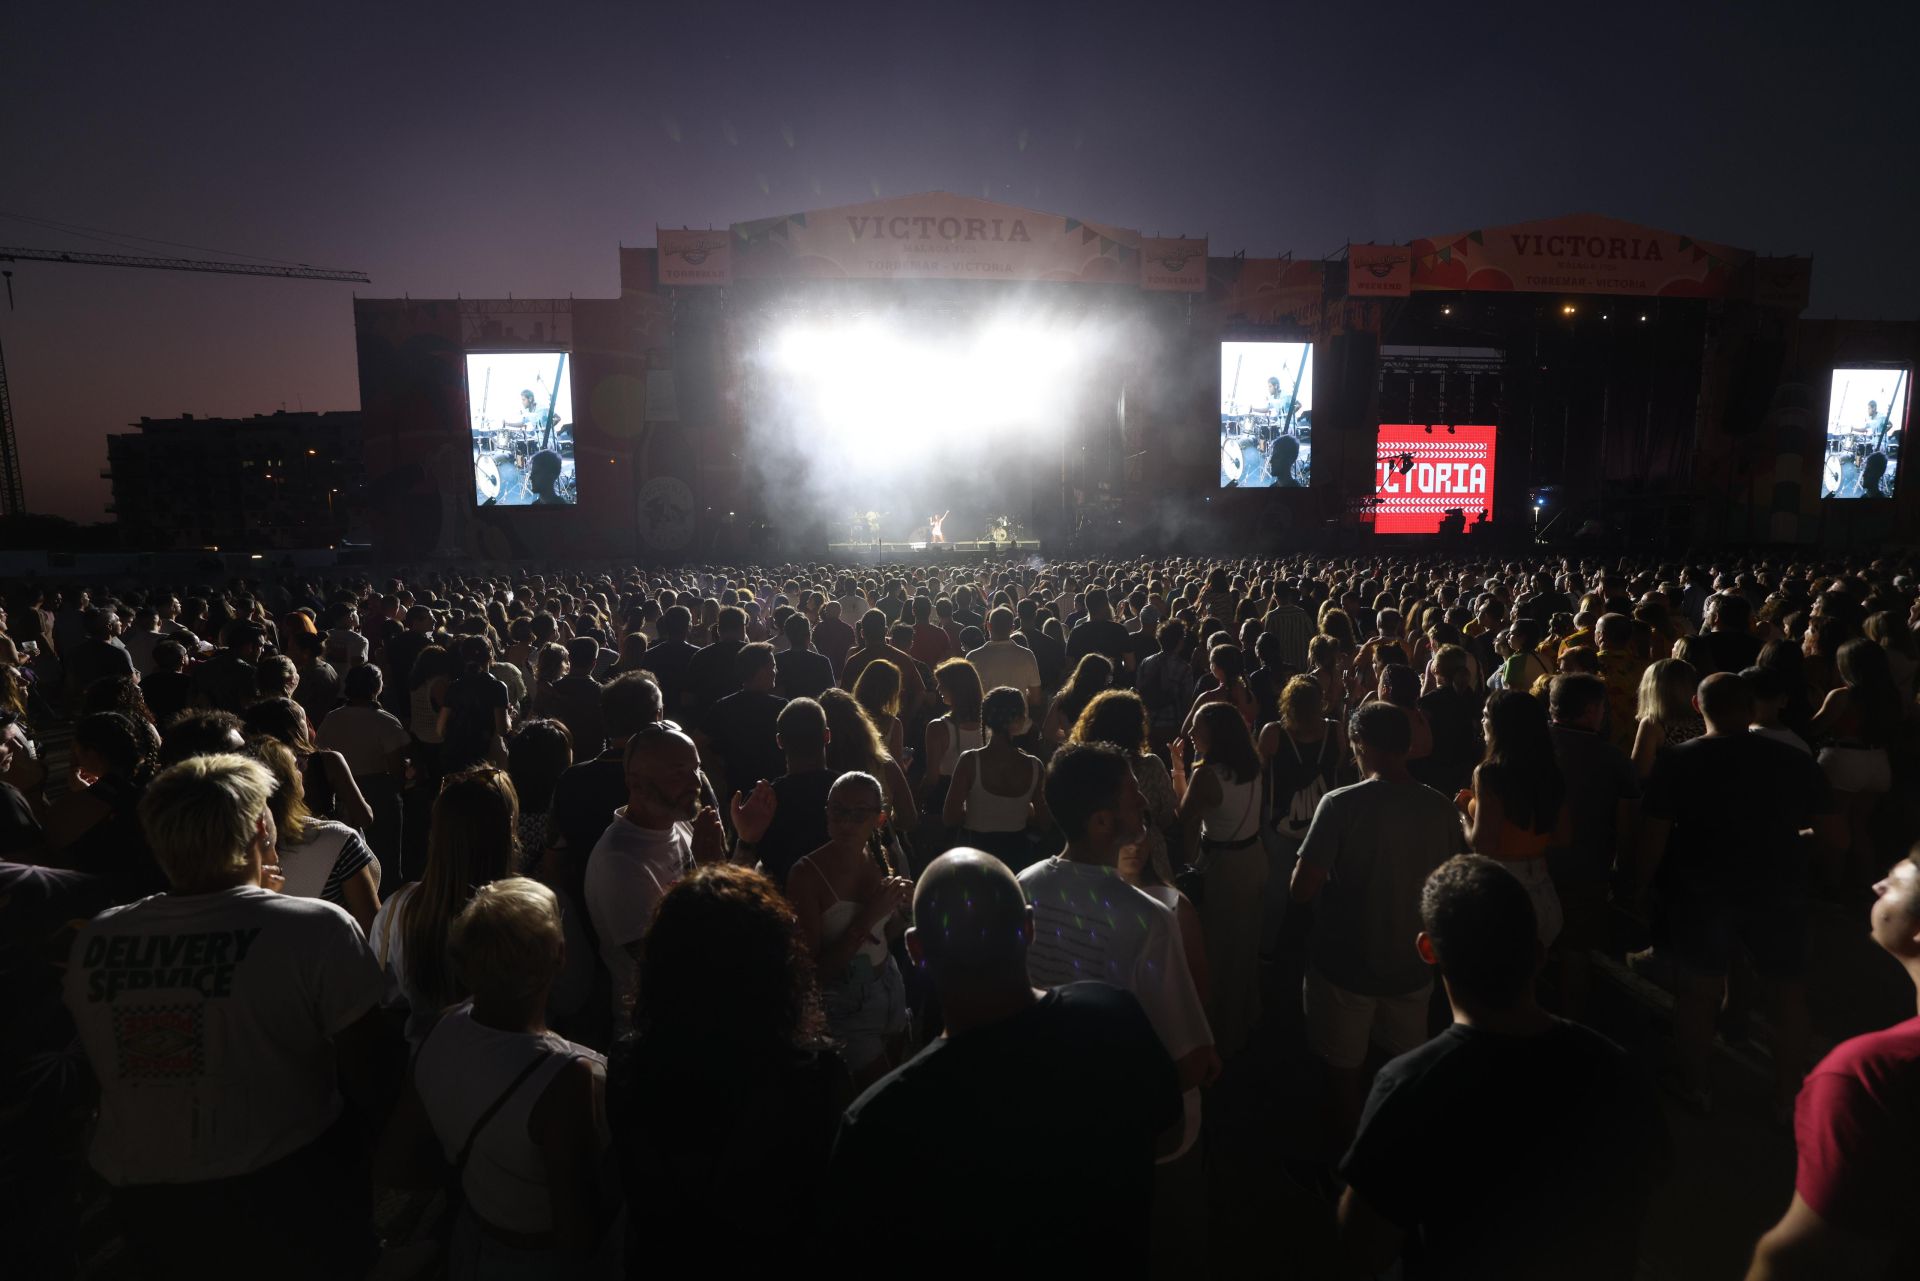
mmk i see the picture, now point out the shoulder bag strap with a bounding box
[452,1049,553,1176]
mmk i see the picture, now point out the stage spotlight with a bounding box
[1561,304,1577,316]
[1639,314,1648,322]
[1441,305,1452,316]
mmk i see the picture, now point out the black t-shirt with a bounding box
[683,639,745,720]
[1412,687,1481,797]
[0,781,43,859]
[1022,629,1067,690]
[192,652,258,714]
[381,631,431,716]
[756,769,834,889]
[608,1037,850,1274]
[699,689,787,797]
[641,639,700,718]
[0,860,112,1162]
[142,670,194,730]
[440,671,509,771]
[830,983,1180,1278]
[1642,732,1835,901]
[1342,1019,1670,1281]
[1702,629,1762,675]
[775,648,834,702]
[1067,618,1133,683]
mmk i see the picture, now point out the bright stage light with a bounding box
[761,315,1087,450]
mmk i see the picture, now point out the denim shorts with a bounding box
[822,955,907,1070]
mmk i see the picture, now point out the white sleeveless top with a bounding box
[414,1005,608,1234]
[934,717,985,776]
[409,683,443,743]
[801,859,890,969]
[1200,767,1262,842]
[962,750,1038,833]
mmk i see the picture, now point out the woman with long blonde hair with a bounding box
[850,659,907,764]
[819,688,916,840]
[370,766,521,1044]
[1630,658,1703,778]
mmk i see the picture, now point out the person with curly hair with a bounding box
[608,862,849,1273]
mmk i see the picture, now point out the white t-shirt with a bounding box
[1017,857,1212,1156]
[584,810,692,1027]
[124,628,165,676]
[326,627,371,667]
[315,704,411,777]
[966,639,1042,696]
[64,886,384,1185]
[277,818,379,905]
[369,882,439,1044]
[491,661,529,708]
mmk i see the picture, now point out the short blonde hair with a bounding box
[139,753,274,889]
[449,877,564,1003]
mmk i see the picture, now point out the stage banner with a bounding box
[1348,244,1411,297]
[1141,237,1207,292]
[1373,424,1497,534]
[1206,258,1326,328]
[1409,214,1747,298]
[1750,256,1813,311]
[730,193,1141,284]
[657,228,732,287]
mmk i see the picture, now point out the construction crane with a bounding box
[0,245,371,518]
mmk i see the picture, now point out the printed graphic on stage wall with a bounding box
[1219,341,1312,488]
[1820,367,1908,500]
[1373,424,1497,533]
[465,352,576,507]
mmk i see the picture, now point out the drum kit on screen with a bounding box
[473,421,575,505]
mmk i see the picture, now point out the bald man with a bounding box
[582,726,732,1029]
[828,850,1181,1277]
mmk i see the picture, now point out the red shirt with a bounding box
[1794,1014,1920,1273]
[910,623,953,667]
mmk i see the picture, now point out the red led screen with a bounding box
[1373,424,1497,533]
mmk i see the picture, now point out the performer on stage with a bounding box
[1865,399,1892,452]
[928,511,949,544]
[512,388,555,440]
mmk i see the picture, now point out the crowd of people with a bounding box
[2,551,1918,1277]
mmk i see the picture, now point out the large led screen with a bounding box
[1820,366,1908,499]
[1220,340,1312,487]
[1373,424,1497,534]
[465,351,575,507]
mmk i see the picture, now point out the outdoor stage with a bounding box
[826,538,1042,559]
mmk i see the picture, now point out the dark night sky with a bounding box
[4,0,1915,521]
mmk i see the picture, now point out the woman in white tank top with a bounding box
[943,686,1048,872]
[922,658,986,812]
[1176,703,1270,1058]
[378,878,610,1273]
[787,773,913,1088]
